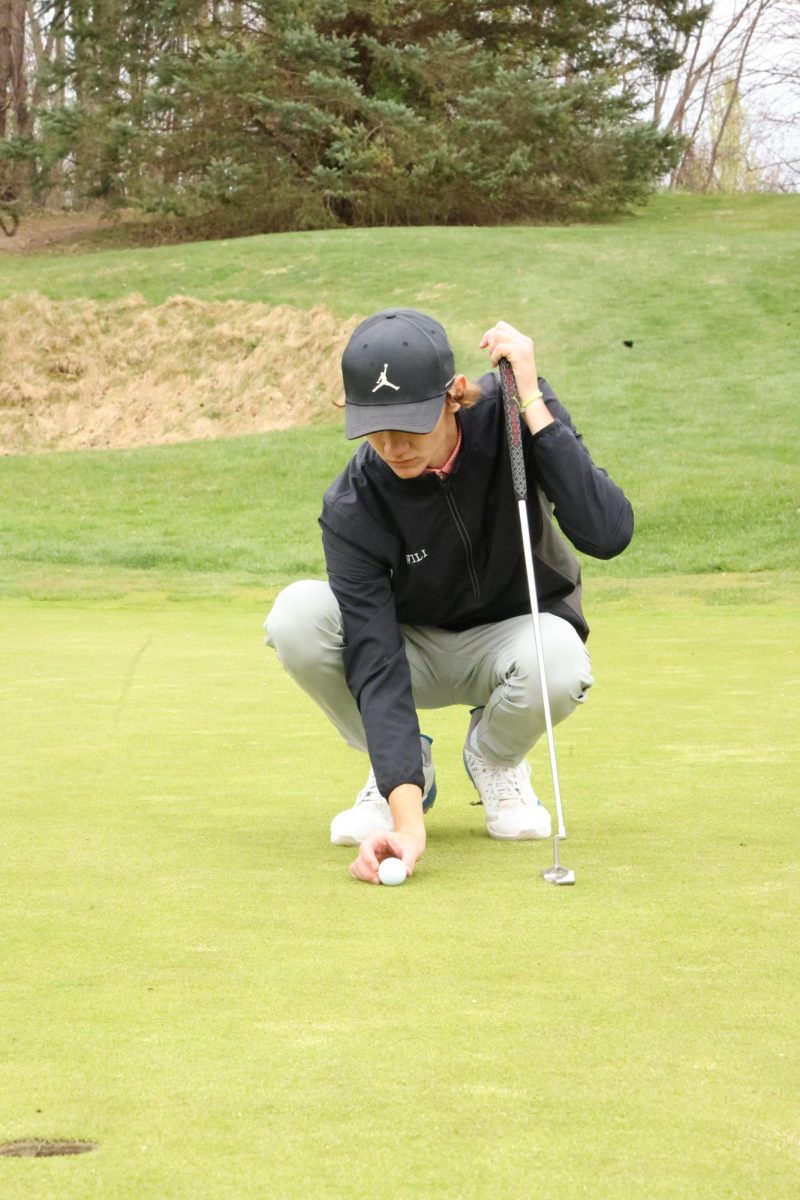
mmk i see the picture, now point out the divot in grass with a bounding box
[0,1139,96,1158]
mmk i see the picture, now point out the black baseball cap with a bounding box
[342,308,456,439]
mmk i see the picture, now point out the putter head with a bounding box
[542,864,576,886]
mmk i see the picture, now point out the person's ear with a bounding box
[446,374,469,410]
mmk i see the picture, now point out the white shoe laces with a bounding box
[466,752,534,811]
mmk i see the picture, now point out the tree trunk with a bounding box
[11,0,27,135]
[0,0,12,139]
[0,0,28,137]
[703,2,766,190]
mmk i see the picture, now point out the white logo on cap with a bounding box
[372,364,400,393]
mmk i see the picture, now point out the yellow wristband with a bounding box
[518,389,543,413]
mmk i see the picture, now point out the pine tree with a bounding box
[14,0,703,229]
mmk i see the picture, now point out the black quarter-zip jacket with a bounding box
[319,373,634,800]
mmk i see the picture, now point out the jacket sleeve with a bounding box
[319,506,424,800]
[527,379,634,559]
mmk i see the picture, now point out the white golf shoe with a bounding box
[330,735,437,846]
[462,710,552,840]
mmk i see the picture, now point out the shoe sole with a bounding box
[421,734,437,813]
[486,824,551,841]
[330,831,361,847]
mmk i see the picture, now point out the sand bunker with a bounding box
[0,293,361,453]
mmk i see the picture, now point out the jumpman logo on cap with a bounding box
[372,364,400,393]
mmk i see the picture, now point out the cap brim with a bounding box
[345,394,446,440]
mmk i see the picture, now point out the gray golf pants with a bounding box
[264,580,593,767]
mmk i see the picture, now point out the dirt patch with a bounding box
[0,209,118,255]
[0,1139,96,1157]
[0,293,360,453]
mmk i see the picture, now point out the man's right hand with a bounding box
[349,828,425,885]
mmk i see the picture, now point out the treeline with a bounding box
[1,2,709,233]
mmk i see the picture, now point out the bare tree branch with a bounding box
[658,0,799,191]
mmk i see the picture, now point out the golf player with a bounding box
[265,310,633,883]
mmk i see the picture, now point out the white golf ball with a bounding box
[378,857,407,886]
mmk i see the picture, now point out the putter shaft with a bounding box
[498,357,574,884]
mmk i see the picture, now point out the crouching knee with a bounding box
[542,634,593,723]
[264,580,342,673]
[515,618,594,725]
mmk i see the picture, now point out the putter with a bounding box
[498,358,575,886]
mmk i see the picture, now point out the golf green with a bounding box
[1,583,796,1198]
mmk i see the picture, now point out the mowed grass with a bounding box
[0,415,797,597]
[1,192,798,593]
[0,589,797,1198]
[1,194,798,1195]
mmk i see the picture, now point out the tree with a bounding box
[0,0,30,214]
[5,0,711,227]
[0,0,28,140]
[653,0,799,191]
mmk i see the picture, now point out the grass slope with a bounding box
[1,195,799,593]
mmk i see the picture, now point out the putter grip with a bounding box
[498,358,527,502]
